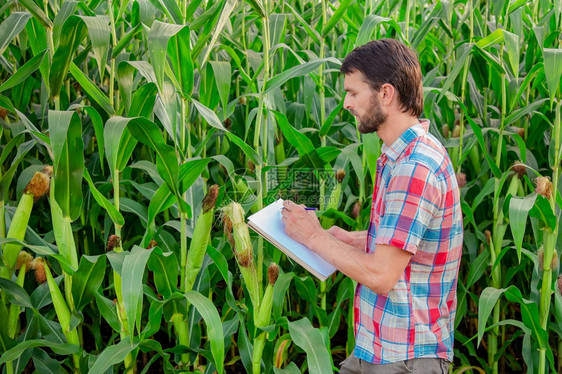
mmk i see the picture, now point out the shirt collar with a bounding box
[381,120,430,163]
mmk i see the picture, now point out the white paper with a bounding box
[248,199,337,279]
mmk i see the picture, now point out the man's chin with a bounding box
[358,123,378,134]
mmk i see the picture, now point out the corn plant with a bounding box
[0,0,561,373]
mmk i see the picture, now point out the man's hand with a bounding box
[281,200,324,248]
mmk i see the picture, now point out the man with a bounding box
[281,39,463,373]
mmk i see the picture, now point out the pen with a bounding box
[281,206,317,210]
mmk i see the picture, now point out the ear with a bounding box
[379,83,396,106]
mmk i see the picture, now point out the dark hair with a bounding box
[341,39,424,117]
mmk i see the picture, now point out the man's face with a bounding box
[343,71,387,134]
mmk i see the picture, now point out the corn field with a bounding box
[0,0,561,372]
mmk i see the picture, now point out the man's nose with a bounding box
[343,95,352,110]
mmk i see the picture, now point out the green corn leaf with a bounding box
[148,21,188,91]
[437,43,472,103]
[0,278,33,308]
[244,0,265,17]
[69,63,114,115]
[77,15,111,80]
[120,197,149,227]
[210,61,231,111]
[48,110,84,221]
[477,287,504,347]
[83,168,124,226]
[32,348,65,373]
[265,57,341,94]
[287,318,332,374]
[226,131,263,166]
[273,362,301,374]
[0,138,35,203]
[529,194,556,230]
[0,50,46,93]
[272,272,294,321]
[284,3,320,45]
[411,16,439,49]
[509,62,542,111]
[83,107,105,173]
[52,1,78,46]
[0,340,81,365]
[185,0,204,21]
[142,183,176,247]
[200,0,237,67]
[191,98,228,131]
[18,0,52,29]
[129,83,158,117]
[112,24,142,58]
[0,95,16,114]
[95,292,121,332]
[122,246,153,336]
[49,16,88,99]
[24,19,49,84]
[103,116,138,178]
[476,29,504,48]
[466,250,489,288]
[503,31,520,79]
[147,247,178,299]
[504,98,548,126]
[322,0,353,35]
[49,185,79,270]
[147,0,182,24]
[509,194,537,262]
[273,111,326,169]
[543,48,562,102]
[30,279,55,310]
[269,14,286,47]
[185,291,225,374]
[167,27,193,97]
[356,15,402,47]
[127,118,180,197]
[117,61,136,111]
[0,12,31,56]
[89,337,140,374]
[71,255,107,310]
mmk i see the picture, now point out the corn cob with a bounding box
[184,184,218,293]
[171,313,190,367]
[2,167,52,274]
[221,202,260,311]
[37,258,80,369]
[252,264,279,374]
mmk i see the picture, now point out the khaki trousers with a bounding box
[339,355,450,374]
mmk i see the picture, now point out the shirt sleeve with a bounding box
[374,161,442,254]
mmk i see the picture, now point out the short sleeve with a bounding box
[374,162,442,254]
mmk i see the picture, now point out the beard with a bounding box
[356,94,387,134]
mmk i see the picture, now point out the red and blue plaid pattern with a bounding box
[354,121,463,364]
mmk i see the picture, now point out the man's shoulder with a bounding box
[400,133,453,181]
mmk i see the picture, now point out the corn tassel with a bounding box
[222,202,260,311]
[252,264,279,374]
[184,185,218,293]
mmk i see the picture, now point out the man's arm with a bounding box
[326,226,368,250]
[281,201,412,293]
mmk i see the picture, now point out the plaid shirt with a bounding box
[354,121,463,364]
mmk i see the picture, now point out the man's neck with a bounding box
[377,112,421,147]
